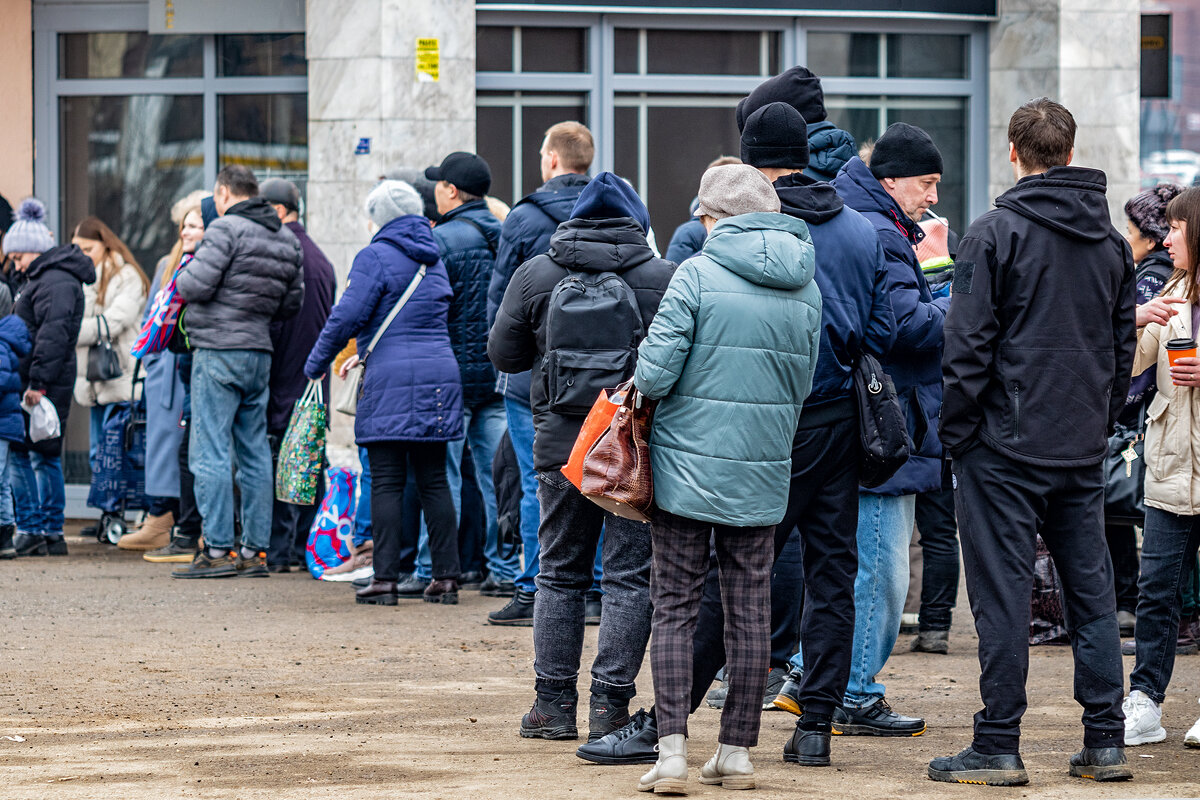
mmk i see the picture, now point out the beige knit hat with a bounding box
[694,164,781,220]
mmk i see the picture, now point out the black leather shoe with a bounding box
[928,746,1028,786]
[396,573,429,598]
[576,708,658,764]
[423,579,459,605]
[834,698,926,736]
[45,537,68,556]
[351,575,371,589]
[458,570,484,590]
[488,589,536,627]
[480,574,516,597]
[783,725,831,767]
[13,532,47,557]
[0,524,14,559]
[1069,746,1132,782]
[356,579,398,605]
[521,688,578,740]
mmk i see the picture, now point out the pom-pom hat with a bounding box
[2,198,54,255]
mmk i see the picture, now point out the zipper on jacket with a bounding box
[1012,382,1021,441]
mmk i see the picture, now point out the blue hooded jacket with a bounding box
[0,315,32,445]
[432,199,503,408]
[806,121,857,183]
[305,215,464,444]
[832,156,950,495]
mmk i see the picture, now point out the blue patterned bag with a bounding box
[305,467,358,579]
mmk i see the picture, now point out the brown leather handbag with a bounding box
[581,386,655,522]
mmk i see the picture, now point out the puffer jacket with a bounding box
[1133,284,1200,515]
[13,244,95,455]
[635,213,822,527]
[305,214,463,444]
[433,199,502,408]
[0,314,32,444]
[73,255,147,407]
[176,197,304,351]
[833,156,950,495]
[665,217,706,264]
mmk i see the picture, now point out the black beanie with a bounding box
[869,123,944,179]
[736,66,827,132]
[740,102,809,170]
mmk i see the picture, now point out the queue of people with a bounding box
[1,60,1199,792]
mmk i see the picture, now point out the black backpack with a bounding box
[542,270,644,416]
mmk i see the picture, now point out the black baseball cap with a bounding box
[260,178,301,212]
[424,152,492,197]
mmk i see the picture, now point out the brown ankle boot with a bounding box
[117,512,175,551]
[423,579,459,605]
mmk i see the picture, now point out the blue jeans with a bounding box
[10,449,65,536]
[188,348,273,551]
[415,399,511,580]
[353,446,372,546]
[506,398,541,593]
[790,492,914,707]
[0,440,13,527]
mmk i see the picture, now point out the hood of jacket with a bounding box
[806,121,857,182]
[703,212,814,290]
[0,314,31,358]
[994,166,1114,243]
[225,197,282,232]
[373,214,442,266]
[28,243,96,284]
[545,217,656,274]
[773,172,845,225]
[1138,247,1176,282]
[833,156,923,245]
[571,171,651,234]
[438,200,502,243]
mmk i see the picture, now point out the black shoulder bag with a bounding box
[852,352,912,489]
[86,315,124,382]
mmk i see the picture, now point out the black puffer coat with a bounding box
[433,200,502,408]
[13,244,95,455]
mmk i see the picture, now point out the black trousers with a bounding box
[689,411,860,718]
[176,416,202,540]
[953,443,1123,754]
[915,462,960,631]
[368,441,459,582]
[1105,522,1141,614]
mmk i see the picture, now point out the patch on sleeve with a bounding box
[952,260,975,295]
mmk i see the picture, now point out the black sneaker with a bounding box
[763,666,789,709]
[45,537,68,556]
[588,693,631,742]
[1068,746,1132,782]
[585,591,603,626]
[144,537,199,563]
[13,532,47,557]
[784,724,831,767]
[396,573,429,598]
[576,707,659,765]
[520,689,578,740]
[772,665,804,716]
[235,551,269,578]
[834,698,925,736]
[480,574,516,597]
[0,524,14,559]
[928,746,1029,786]
[488,589,536,627]
[172,551,238,579]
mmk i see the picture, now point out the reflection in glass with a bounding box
[218,33,306,77]
[807,32,880,78]
[59,32,202,79]
[886,34,968,79]
[521,27,587,73]
[219,94,308,196]
[644,30,774,76]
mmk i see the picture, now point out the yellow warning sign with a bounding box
[416,38,440,82]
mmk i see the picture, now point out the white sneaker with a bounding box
[1184,699,1200,748]
[1123,690,1167,745]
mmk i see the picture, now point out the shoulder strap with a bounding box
[361,265,426,363]
[454,216,497,257]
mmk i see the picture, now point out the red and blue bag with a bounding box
[305,467,358,579]
[131,254,191,358]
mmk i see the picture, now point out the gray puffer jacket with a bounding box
[176,197,304,351]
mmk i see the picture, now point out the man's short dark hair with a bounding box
[216,165,259,198]
[456,189,483,203]
[1008,98,1075,172]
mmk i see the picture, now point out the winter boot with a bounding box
[700,743,755,789]
[589,691,633,742]
[638,733,688,794]
[521,687,579,740]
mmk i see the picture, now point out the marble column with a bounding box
[989,0,1140,222]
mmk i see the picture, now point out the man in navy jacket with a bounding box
[827,122,949,736]
[485,121,593,626]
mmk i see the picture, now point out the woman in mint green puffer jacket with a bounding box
[634,209,822,527]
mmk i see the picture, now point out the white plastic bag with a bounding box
[20,395,61,442]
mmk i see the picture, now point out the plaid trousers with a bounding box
[650,509,774,747]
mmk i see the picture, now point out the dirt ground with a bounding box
[2,532,1199,800]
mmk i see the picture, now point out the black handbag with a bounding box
[86,316,123,382]
[1104,406,1146,525]
[852,352,913,489]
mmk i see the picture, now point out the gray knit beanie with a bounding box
[694,164,781,220]
[365,180,424,229]
[1125,183,1184,245]
[2,198,54,255]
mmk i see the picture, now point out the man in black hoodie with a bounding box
[489,172,673,745]
[173,165,305,580]
[933,98,1136,786]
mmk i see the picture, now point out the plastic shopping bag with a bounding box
[561,383,629,490]
[20,395,60,443]
[275,380,328,505]
[305,467,358,579]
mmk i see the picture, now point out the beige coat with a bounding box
[74,256,147,407]
[1134,282,1200,515]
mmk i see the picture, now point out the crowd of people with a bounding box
[1,63,1200,791]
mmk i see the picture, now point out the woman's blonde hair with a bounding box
[162,204,203,289]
